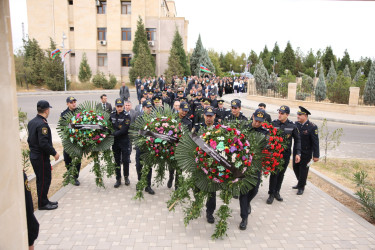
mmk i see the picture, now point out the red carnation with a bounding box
[212,169,216,173]
[280,137,284,142]
[225,148,230,154]
[226,169,230,173]
[264,171,269,175]
[215,124,221,129]
[170,152,174,155]
[209,176,213,179]
[227,128,232,132]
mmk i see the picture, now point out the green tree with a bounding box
[315,65,326,101]
[14,49,31,89]
[171,29,190,76]
[248,50,258,74]
[78,52,92,83]
[219,52,225,70]
[364,60,375,105]
[222,51,235,72]
[327,73,351,104]
[253,58,269,95]
[103,74,117,89]
[304,49,316,69]
[278,72,296,98]
[268,72,277,91]
[322,46,336,74]
[23,38,45,86]
[343,64,351,80]
[338,49,351,73]
[190,34,214,76]
[129,16,155,84]
[208,50,223,76]
[326,60,337,85]
[259,45,271,73]
[165,46,184,83]
[130,43,156,81]
[364,59,372,77]
[92,71,108,88]
[280,41,296,75]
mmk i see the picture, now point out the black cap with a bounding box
[180,102,190,112]
[162,90,167,93]
[202,97,211,105]
[197,92,202,96]
[258,103,266,108]
[152,96,161,103]
[142,100,153,108]
[148,90,154,94]
[217,100,224,104]
[142,90,148,95]
[115,98,124,106]
[191,93,196,97]
[278,105,290,114]
[66,96,77,103]
[253,109,265,122]
[231,99,241,108]
[210,91,216,96]
[297,106,311,115]
[204,106,216,116]
[179,97,187,102]
[37,100,52,109]
[177,90,184,95]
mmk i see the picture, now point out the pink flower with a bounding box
[202,167,208,174]
[162,123,169,128]
[210,140,217,150]
[232,178,239,183]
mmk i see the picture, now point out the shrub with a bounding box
[327,73,351,104]
[353,170,375,220]
[103,74,117,89]
[277,72,296,98]
[92,72,108,88]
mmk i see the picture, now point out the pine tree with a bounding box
[171,29,190,76]
[248,50,258,74]
[353,67,363,84]
[190,35,215,76]
[364,59,372,77]
[269,72,277,91]
[254,58,269,95]
[129,16,155,84]
[322,46,335,74]
[23,38,45,86]
[315,65,326,101]
[343,64,351,79]
[208,50,223,76]
[364,61,375,105]
[338,49,351,72]
[280,41,296,75]
[78,52,92,83]
[271,42,281,74]
[43,38,67,91]
[165,46,184,83]
[326,60,337,85]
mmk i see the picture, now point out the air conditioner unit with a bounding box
[100,40,107,46]
[148,41,155,47]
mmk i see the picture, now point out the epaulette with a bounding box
[111,110,116,114]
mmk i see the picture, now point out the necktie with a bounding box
[103,103,105,110]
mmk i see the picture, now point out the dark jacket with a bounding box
[24,172,39,246]
[224,112,248,122]
[120,86,130,101]
[110,110,131,144]
[295,120,319,158]
[96,102,113,113]
[272,119,301,155]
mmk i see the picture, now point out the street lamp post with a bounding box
[61,32,67,91]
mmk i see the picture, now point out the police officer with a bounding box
[267,105,301,204]
[293,106,320,195]
[224,99,248,122]
[136,100,155,195]
[161,90,171,107]
[153,96,163,108]
[24,171,39,247]
[258,103,272,123]
[111,98,132,188]
[27,100,59,210]
[210,91,218,108]
[239,109,269,230]
[194,98,211,131]
[167,102,193,190]
[196,106,218,224]
[215,100,228,123]
[61,96,81,186]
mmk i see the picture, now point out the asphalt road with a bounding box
[17,92,375,159]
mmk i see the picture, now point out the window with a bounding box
[97,28,107,40]
[70,27,74,31]
[121,54,131,67]
[121,28,131,41]
[121,1,131,14]
[97,1,106,14]
[146,28,156,41]
[71,53,75,57]
[98,53,107,66]
[68,0,73,5]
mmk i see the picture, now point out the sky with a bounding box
[10,0,375,60]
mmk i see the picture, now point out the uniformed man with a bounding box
[215,100,228,123]
[194,98,211,131]
[136,100,155,195]
[293,106,319,195]
[167,87,175,105]
[239,109,269,230]
[147,90,154,100]
[210,92,218,108]
[167,102,193,190]
[267,105,301,204]
[161,90,171,107]
[153,87,162,98]
[111,98,132,188]
[27,100,59,210]
[24,171,39,247]
[224,99,248,122]
[61,96,81,186]
[258,103,272,123]
[153,96,163,108]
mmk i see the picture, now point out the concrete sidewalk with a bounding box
[34,153,375,249]
[221,93,375,126]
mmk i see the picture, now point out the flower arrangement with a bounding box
[58,101,116,187]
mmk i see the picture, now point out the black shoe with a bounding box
[114,179,121,188]
[274,192,283,202]
[39,203,58,210]
[239,218,248,230]
[49,201,58,206]
[266,194,274,204]
[206,213,215,224]
[292,185,298,189]
[247,203,251,215]
[167,178,173,188]
[145,186,155,195]
[74,179,80,186]
[124,177,130,186]
[297,189,304,195]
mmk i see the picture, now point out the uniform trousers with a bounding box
[30,153,51,208]
[293,154,311,189]
[239,171,261,219]
[135,148,152,187]
[268,152,291,194]
[113,141,130,180]
[63,150,81,179]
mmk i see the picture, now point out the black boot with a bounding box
[297,188,304,195]
[206,213,215,224]
[274,192,283,201]
[266,194,274,204]
[145,186,155,195]
[247,203,251,214]
[114,179,121,188]
[125,177,130,186]
[239,218,248,230]
[292,185,298,189]
[167,178,173,188]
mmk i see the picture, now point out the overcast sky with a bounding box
[10,0,375,60]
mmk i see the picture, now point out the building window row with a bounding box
[97,53,132,67]
[96,1,131,15]
[97,28,156,41]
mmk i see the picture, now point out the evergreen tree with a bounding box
[248,50,258,74]
[280,41,296,75]
[190,35,214,76]
[78,52,92,83]
[322,46,335,74]
[253,58,269,95]
[208,50,223,76]
[171,29,190,76]
[268,72,277,91]
[364,61,375,105]
[326,61,337,85]
[353,67,363,84]
[222,51,235,72]
[259,45,271,72]
[328,73,351,104]
[271,42,281,74]
[304,49,316,69]
[219,52,225,70]
[338,49,351,72]
[315,65,326,101]
[165,46,184,83]
[364,59,372,77]
[343,64,351,79]
[129,16,155,84]
[24,38,45,86]
[43,38,67,91]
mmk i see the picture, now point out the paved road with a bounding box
[17,92,375,159]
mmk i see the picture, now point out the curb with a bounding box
[17,89,137,96]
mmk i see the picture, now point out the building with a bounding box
[26,0,188,83]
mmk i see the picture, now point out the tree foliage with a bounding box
[327,73,351,104]
[208,50,223,76]
[78,52,92,83]
[364,61,375,105]
[92,71,108,88]
[190,35,214,76]
[23,38,45,86]
[326,60,337,85]
[280,41,296,75]
[338,49,351,73]
[315,65,326,101]
[171,29,190,76]
[253,58,269,95]
[165,46,184,83]
[343,64,352,80]
[322,46,336,74]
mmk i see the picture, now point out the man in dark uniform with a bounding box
[215,100,228,123]
[153,87,162,98]
[111,98,132,188]
[153,96,163,108]
[267,105,301,204]
[27,100,59,210]
[167,87,175,105]
[162,90,171,107]
[210,91,218,108]
[258,103,272,123]
[60,96,81,186]
[24,172,39,247]
[136,100,155,195]
[194,98,211,131]
[239,109,269,230]
[196,106,217,224]
[293,106,320,195]
[224,99,248,122]
[167,102,193,190]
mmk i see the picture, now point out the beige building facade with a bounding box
[26,0,188,83]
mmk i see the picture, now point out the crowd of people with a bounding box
[24,74,319,248]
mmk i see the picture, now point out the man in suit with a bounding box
[120,82,130,102]
[159,76,166,91]
[135,76,142,102]
[135,97,146,114]
[96,94,112,113]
